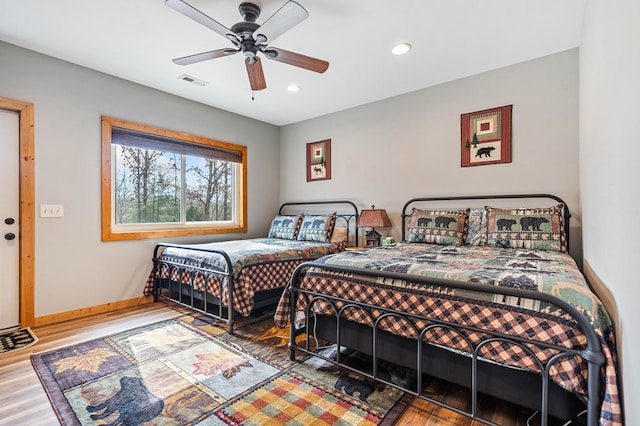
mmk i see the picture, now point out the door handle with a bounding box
[4,233,15,240]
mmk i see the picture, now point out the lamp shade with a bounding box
[356,206,392,228]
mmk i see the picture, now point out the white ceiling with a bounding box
[0,0,586,126]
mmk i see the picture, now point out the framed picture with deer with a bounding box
[461,105,512,167]
[306,139,331,182]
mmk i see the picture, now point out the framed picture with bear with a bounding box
[461,105,512,167]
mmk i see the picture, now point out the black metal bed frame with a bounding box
[287,194,606,426]
[152,200,359,334]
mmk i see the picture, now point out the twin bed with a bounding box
[145,194,621,426]
[144,200,358,334]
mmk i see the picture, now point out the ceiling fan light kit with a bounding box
[166,0,329,91]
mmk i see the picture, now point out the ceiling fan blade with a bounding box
[173,49,238,65]
[245,57,267,91]
[266,47,329,73]
[165,0,239,42]
[254,1,308,45]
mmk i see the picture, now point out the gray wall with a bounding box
[280,49,581,257]
[0,41,280,316]
[580,0,638,423]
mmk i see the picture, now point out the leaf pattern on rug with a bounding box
[192,349,252,379]
[51,348,119,374]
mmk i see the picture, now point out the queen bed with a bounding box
[144,200,358,334]
[275,194,621,426]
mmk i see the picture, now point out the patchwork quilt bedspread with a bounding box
[274,243,621,425]
[145,238,346,316]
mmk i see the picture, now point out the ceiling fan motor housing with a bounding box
[231,2,263,61]
[238,2,261,22]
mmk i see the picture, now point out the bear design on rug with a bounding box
[86,376,164,425]
[331,354,391,402]
[335,374,378,401]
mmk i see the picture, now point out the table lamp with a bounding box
[356,205,392,246]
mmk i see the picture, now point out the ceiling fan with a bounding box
[165,0,329,91]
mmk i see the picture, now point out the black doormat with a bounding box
[0,327,38,355]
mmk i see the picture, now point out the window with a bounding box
[101,116,247,241]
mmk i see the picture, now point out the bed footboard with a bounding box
[287,261,606,426]
[152,243,237,333]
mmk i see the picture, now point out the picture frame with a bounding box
[306,139,331,182]
[461,105,512,167]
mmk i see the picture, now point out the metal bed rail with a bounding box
[152,243,236,333]
[288,261,605,426]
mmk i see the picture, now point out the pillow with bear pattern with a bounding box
[297,213,336,242]
[407,208,470,245]
[267,215,302,240]
[485,204,567,253]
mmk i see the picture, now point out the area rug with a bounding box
[0,327,38,355]
[31,315,413,425]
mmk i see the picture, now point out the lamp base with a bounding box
[365,229,382,247]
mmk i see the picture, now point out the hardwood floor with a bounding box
[0,302,557,425]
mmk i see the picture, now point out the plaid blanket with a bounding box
[274,243,621,425]
[145,238,346,316]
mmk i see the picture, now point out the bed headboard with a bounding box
[401,194,571,248]
[278,200,359,246]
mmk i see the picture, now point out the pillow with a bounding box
[330,226,348,243]
[297,213,337,242]
[407,208,470,245]
[485,204,567,253]
[466,208,488,246]
[267,215,302,240]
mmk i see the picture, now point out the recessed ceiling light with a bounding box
[286,84,301,93]
[391,42,412,55]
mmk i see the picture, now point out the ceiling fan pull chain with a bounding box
[251,91,255,101]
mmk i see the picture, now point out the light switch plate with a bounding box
[40,204,64,218]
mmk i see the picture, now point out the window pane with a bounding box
[185,155,233,222]
[102,115,247,241]
[114,145,181,224]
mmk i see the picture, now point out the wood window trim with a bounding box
[101,116,247,241]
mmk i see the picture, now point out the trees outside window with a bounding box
[101,116,247,241]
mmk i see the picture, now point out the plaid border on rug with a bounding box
[215,370,413,426]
